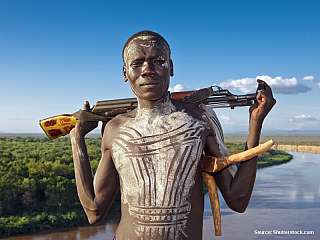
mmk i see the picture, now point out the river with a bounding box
[2,151,319,239]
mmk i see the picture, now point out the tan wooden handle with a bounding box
[203,139,274,173]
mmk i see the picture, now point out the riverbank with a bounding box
[272,144,320,154]
[225,133,320,154]
[225,133,320,146]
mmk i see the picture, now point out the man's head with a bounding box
[122,30,171,64]
[122,31,174,101]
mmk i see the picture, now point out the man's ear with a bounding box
[122,65,128,82]
[170,59,174,76]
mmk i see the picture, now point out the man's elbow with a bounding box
[88,217,101,225]
[85,209,106,225]
[226,199,249,213]
[229,204,247,213]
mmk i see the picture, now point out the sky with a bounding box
[1,0,320,135]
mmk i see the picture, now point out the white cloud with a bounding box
[257,75,297,87]
[220,115,234,124]
[219,75,312,94]
[219,78,257,93]
[302,76,320,89]
[168,84,187,92]
[302,76,315,81]
[289,114,317,122]
[171,75,315,96]
[220,115,230,121]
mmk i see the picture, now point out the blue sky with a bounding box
[1,0,320,134]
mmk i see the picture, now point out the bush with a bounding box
[0,211,86,236]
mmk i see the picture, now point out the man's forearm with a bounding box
[246,118,263,149]
[234,119,263,185]
[70,129,97,211]
[226,118,263,212]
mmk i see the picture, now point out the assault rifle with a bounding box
[39,82,265,140]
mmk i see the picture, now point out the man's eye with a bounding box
[154,59,165,64]
[130,61,142,67]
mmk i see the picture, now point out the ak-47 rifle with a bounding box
[39,82,265,140]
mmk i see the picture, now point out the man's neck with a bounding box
[136,93,175,119]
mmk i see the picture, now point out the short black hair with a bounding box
[122,30,171,63]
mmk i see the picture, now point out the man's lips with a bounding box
[140,82,159,86]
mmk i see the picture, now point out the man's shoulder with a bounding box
[172,99,213,120]
[106,110,136,130]
[102,110,136,146]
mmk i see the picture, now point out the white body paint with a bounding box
[71,137,86,162]
[71,137,95,178]
[111,96,234,239]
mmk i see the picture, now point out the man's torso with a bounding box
[109,98,216,239]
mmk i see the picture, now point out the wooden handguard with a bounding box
[171,91,197,101]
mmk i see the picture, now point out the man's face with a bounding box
[123,36,173,101]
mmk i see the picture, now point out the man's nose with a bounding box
[141,62,156,77]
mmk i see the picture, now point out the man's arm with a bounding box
[205,80,276,213]
[70,102,120,224]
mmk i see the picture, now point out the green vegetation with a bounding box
[0,211,85,236]
[0,136,120,236]
[257,149,293,168]
[225,133,320,146]
[225,142,293,169]
[0,136,291,236]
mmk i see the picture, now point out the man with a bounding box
[70,30,276,239]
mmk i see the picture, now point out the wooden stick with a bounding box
[203,139,274,173]
[202,139,274,236]
[203,172,221,236]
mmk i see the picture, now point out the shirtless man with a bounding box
[70,30,276,239]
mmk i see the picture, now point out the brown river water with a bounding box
[2,151,319,239]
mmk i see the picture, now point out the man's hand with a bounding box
[249,80,276,123]
[72,101,98,137]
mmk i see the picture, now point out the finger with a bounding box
[258,86,275,102]
[257,79,274,97]
[257,79,266,91]
[83,101,90,111]
[256,88,276,111]
[256,90,270,105]
[249,101,258,114]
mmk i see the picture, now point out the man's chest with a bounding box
[111,111,206,171]
[111,111,206,203]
